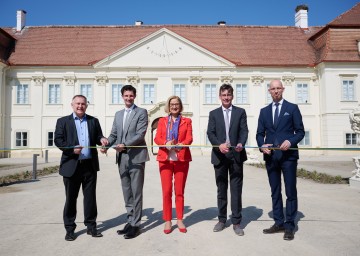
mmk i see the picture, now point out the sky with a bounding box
[0,0,359,27]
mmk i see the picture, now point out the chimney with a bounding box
[295,5,308,29]
[135,21,143,26]
[16,10,26,32]
[217,21,226,26]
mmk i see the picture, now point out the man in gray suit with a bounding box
[101,85,149,239]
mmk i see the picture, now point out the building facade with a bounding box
[0,4,359,158]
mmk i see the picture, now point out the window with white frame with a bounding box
[80,84,92,103]
[16,84,29,104]
[205,84,217,104]
[15,131,28,147]
[296,83,309,103]
[266,83,272,104]
[48,84,61,104]
[235,83,248,104]
[174,83,186,103]
[112,84,123,104]
[299,131,310,146]
[346,133,358,145]
[143,84,155,104]
[342,80,355,101]
[47,131,54,147]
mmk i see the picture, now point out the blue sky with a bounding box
[0,0,358,27]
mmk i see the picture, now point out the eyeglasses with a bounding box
[170,103,180,107]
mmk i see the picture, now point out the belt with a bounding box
[78,159,91,164]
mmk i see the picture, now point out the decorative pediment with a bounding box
[148,101,166,116]
[190,76,202,86]
[95,75,108,86]
[63,76,76,86]
[251,75,264,85]
[220,76,233,84]
[32,76,45,86]
[281,75,295,86]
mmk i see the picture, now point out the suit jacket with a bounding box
[154,116,193,162]
[207,105,248,165]
[54,114,104,177]
[256,100,305,161]
[107,105,150,164]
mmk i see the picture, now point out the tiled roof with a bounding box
[328,2,360,26]
[2,3,359,67]
[3,25,319,67]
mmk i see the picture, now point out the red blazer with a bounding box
[154,116,193,162]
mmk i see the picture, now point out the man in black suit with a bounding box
[256,80,305,241]
[207,84,248,236]
[55,95,108,241]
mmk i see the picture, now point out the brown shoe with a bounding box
[213,221,225,232]
[263,224,285,234]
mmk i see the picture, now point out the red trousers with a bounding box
[159,161,189,221]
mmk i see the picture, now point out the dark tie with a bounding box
[224,109,230,145]
[274,102,279,126]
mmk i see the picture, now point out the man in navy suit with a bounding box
[256,80,305,241]
[207,84,248,236]
[55,95,108,241]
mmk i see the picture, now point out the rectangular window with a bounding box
[48,84,61,104]
[205,84,217,104]
[346,133,357,145]
[17,84,29,104]
[48,132,54,147]
[297,83,309,103]
[235,84,248,104]
[143,84,155,104]
[15,132,28,147]
[266,84,272,104]
[342,80,355,101]
[299,131,310,146]
[80,84,92,103]
[174,84,186,103]
[112,84,123,104]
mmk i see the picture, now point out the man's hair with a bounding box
[72,95,88,103]
[219,83,233,95]
[121,84,137,96]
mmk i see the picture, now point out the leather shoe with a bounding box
[65,231,76,241]
[233,224,244,236]
[124,226,140,239]
[283,230,295,240]
[263,224,285,234]
[213,221,225,232]
[87,229,103,237]
[117,223,131,235]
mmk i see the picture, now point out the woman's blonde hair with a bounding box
[164,95,183,114]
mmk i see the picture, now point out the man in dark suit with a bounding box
[55,95,108,241]
[101,85,149,239]
[256,80,305,241]
[207,83,248,236]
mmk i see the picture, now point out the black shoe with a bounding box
[65,231,76,241]
[283,230,295,240]
[117,223,131,235]
[263,224,285,234]
[87,228,103,237]
[124,226,140,239]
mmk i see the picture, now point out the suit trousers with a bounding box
[214,156,243,225]
[266,150,298,231]
[159,161,189,221]
[63,160,97,232]
[118,153,145,227]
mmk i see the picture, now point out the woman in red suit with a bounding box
[154,96,193,234]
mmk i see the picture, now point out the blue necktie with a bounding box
[274,102,279,126]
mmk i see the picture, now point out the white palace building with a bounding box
[0,4,359,158]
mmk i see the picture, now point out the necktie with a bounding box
[274,102,279,126]
[123,109,131,130]
[225,108,230,145]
